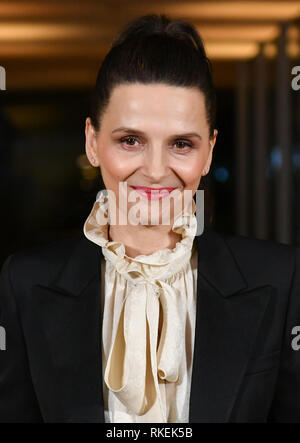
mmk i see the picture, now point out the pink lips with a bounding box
[130,186,176,200]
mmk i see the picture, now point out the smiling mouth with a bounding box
[130,186,177,200]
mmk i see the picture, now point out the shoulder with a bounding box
[221,229,295,265]
[197,227,297,292]
[1,234,86,292]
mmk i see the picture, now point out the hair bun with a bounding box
[112,14,207,60]
[112,14,171,47]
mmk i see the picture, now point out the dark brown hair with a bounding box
[89,14,217,138]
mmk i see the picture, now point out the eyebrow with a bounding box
[111,127,202,141]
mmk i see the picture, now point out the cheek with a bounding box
[98,146,134,184]
[174,156,204,189]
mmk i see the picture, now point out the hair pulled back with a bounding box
[89,14,217,138]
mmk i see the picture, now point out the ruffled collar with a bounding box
[83,190,197,282]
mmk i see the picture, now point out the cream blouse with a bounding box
[83,191,198,423]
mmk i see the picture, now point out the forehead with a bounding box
[102,83,206,130]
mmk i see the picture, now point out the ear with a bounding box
[202,129,218,176]
[85,117,100,167]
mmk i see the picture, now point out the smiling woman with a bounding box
[0,13,300,424]
[84,14,217,258]
[85,82,216,257]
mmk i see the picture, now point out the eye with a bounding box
[173,140,193,151]
[119,136,140,148]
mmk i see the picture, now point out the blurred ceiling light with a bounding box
[1,1,300,23]
[264,41,300,59]
[288,25,300,40]
[0,22,280,47]
[263,43,278,58]
[288,41,300,58]
[0,22,281,43]
[0,42,106,58]
[198,24,279,42]
[0,1,109,18]
[206,42,259,59]
[0,23,110,41]
[165,2,300,21]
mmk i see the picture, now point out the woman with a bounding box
[0,14,299,423]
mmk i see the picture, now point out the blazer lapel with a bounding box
[26,236,105,423]
[189,227,274,422]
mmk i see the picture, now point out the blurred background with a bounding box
[0,0,300,265]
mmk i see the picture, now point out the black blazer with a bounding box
[0,226,300,423]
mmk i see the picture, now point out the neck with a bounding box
[108,223,182,258]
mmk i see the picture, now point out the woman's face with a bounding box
[85,83,217,225]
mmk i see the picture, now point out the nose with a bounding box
[141,145,169,183]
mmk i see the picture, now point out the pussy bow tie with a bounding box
[102,266,189,418]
